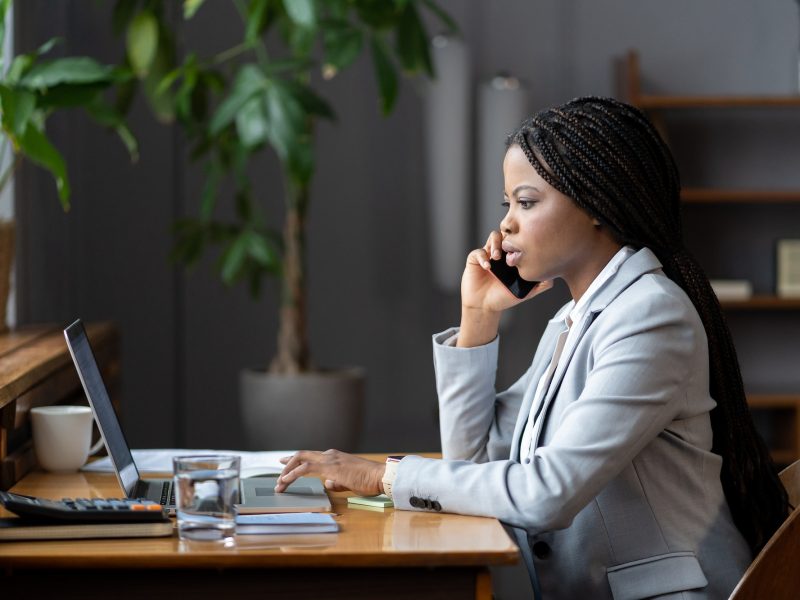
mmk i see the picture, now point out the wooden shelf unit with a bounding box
[747,395,800,466]
[0,323,119,489]
[618,51,800,110]
[681,188,800,204]
[618,49,800,464]
[719,296,800,310]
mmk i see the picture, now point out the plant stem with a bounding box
[270,180,310,374]
[0,153,21,197]
[212,42,251,66]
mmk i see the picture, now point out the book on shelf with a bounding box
[235,512,338,535]
[0,517,174,541]
[709,279,753,301]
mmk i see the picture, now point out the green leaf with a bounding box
[19,124,71,208]
[323,27,363,72]
[287,139,314,185]
[0,0,11,62]
[355,0,401,28]
[183,0,206,19]
[84,99,140,162]
[421,0,458,35]
[7,55,33,84]
[200,161,223,220]
[262,79,305,160]
[33,37,60,59]
[142,26,176,122]
[282,0,316,28]
[209,64,265,135]
[127,11,159,77]
[246,230,276,266]
[114,71,138,117]
[0,85,36,137]
[288,24,316,57]
[325,0,349,19]
[170,218,208,266]
[236,95,269,148]
[245,0,269,44]
[396,3,432,76]
[282,80,334,119]
[262,57,314,76]
[19,57,116,89]
[155,66,182,97]
[35,82,107,109]
[369,35,398,116]
[112,0,138,36]
[220,232,250,285]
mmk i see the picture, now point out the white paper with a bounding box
[81,449,292,476]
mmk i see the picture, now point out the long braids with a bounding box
[508,96,788,555]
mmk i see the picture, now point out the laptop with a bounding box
[64,319,331,514]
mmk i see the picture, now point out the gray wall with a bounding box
[15,1,800,453]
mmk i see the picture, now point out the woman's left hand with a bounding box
[275,449,385,497]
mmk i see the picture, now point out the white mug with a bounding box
[30,406,104,472]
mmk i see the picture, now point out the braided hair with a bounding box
[507,96,788,555]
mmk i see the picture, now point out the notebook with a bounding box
[64,319,331,514]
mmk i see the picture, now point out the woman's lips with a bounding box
[502,241,522,267]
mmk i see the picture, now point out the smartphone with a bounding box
[489,252,539,299]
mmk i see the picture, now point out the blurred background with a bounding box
[5,0,800,459]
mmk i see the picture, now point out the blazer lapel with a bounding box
[531,311,598,449]
[509,317,567,461]
[529,247,665,449]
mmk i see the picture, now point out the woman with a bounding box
[276,97,788,599]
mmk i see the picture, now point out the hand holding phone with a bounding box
[489,251,539,299]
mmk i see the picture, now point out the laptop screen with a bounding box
[64,319,139,495]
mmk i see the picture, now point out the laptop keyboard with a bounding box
[159,481,175,506]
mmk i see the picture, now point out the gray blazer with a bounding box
[392,248,751,599]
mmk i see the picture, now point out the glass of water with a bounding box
[173,454,241,542]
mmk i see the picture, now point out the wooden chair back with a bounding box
[727,459,800,599]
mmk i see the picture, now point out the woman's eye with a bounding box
[518,199,535,209]
[501,201,510,209]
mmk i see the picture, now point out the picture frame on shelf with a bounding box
[777,239,800,298]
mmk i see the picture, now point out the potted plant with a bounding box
[0,0,136,330]
[114,0,456,449]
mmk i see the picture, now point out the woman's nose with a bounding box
[500,212,514,234]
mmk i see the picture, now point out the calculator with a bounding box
[0,491,169,522]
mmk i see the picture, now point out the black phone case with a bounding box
[489,253,538,299]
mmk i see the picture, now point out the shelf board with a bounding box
[682,188,800,204]
[770,450,797,465]
[719,296,800,310]
[747,394,800,408]
[637,94,800,109]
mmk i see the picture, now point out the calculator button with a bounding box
[146,504,163,511]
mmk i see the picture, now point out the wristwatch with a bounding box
[382,456,404,499]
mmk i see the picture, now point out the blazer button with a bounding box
[423,499,432,509]
[532,541,551,559]
[431,501,442,511]
[410,497,423,508]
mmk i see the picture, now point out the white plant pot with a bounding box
[239,368,365,452]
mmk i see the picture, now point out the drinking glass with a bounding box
[173,455,240,542]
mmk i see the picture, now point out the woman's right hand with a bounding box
[461,231,552,313]
[457,231,552,348]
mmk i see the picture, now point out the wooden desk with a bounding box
[0,465,519,599]
[0,323,119,489]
